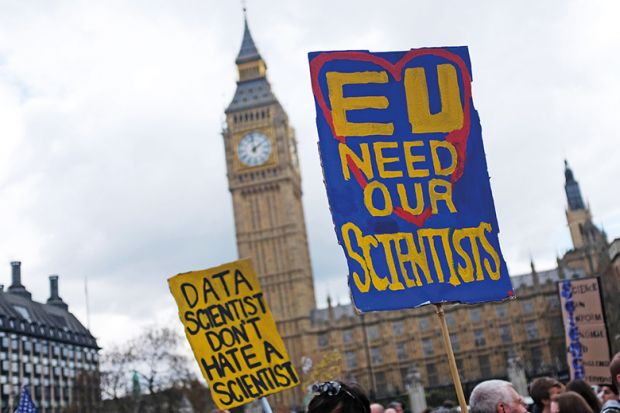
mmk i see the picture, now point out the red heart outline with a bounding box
[309,49,472,227]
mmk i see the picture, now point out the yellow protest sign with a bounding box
[168,259,299,409]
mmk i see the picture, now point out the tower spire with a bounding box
[227,12,275,112]
[564,159,585,211]
[235,10,261,65]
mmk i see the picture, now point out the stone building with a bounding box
[221,17,618,409]
[0,261,100,412]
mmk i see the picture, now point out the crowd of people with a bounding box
[306,352,620,413]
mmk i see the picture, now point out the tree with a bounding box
[99,325,205,413]
[131,326,194,395]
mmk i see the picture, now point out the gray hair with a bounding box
[469,380,515,413]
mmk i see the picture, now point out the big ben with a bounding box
[222,16,316,408]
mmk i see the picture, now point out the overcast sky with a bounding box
[0,0,619,350]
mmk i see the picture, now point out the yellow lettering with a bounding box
[478,222,501,280]
[374,142,402,178]
[430,140,457,176]
[376,234,405,291]
[397,183,424,215]
[429,179,457,214]
[359,234,390,291]
[339,143,373,181]
[403,141,429,178]
[363,181,393,216]
[326,71,394,136]
[465,230,484,281]
[341,222,371,292]
[403,233,433,285]
[452,229,474,283]
[420,229,459,285]
[404,64,464,133]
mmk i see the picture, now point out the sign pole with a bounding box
[435,304,468,413]
[260,397,273,413]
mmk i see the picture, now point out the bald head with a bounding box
[371,403,385,413]
[470,380,526,413]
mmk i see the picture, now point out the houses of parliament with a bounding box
[221,16,620,411]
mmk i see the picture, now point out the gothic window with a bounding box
[474,329,486,346]
[479,355,491,377]
[345,351,357,369]
[375,372,387,393]
[419,317,430,331]
[500,325,513,343]
[450,334,460,352]
[422,338,433,356]
[446,313,456,327]
[400,367,409,384]
[396,342,407,360]
[546,295,560,309]
[495,304,508,318]
[318,333,329,348]
[470,308,481,323]
[522,300,534,314]
[366,325,379,340]
[392,321,404,336]
[525,321,538,339]
[343,329,353,344]
[426,364,438,386]
[370,347,383,365]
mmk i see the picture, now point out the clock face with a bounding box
[237,132,272,167]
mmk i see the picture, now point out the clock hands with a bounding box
[238,133,271,167]
[252,140,266,153]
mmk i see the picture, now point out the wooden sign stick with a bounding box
[435,303,469,413]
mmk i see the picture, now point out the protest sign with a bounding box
[168,259,299,409]
[308,48,513,312]
[558,277,611,384]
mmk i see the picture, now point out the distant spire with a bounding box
[556,255,566,280]
[564,160,585,210]
[235,11,261,64]
[530,258,540,287]
[327,293,335,321]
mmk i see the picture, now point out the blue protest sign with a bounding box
[308,47,513,312]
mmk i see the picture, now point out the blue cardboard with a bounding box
[308,47,513,312]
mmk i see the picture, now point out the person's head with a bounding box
[370,403,385,413]
[565,380,601,412]
[469,380,527,413]
[308,381,371,413]
[384,408,396,413]
[598,384,618,403]
[388,401,404,413]
[550,391,594,413]
[529,377,563,410]
[610,352,620,392]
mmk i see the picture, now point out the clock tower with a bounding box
[222,16,316,407]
